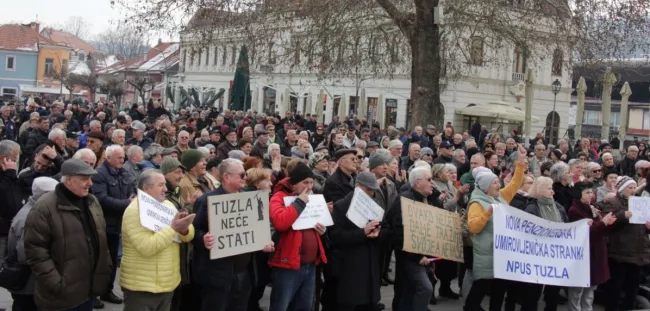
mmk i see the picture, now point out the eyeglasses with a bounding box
[317,128,323,131]
[267,128,275,131]
[592,169,601,173]
[356,155,364,160]
[180,137,189,140]
[231,172,247,179]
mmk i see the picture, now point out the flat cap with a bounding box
[161,148,179,156]
[61,159,97,176]
[86,131,105,140]
[367,141,379,148]
[356,171,379,190]
[131,120,146,131]
[334,148,357,161]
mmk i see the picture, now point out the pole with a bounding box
[524,69,534,148]
[601,68,617,140]
[550,93,557,146]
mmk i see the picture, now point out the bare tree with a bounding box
[115,0,650,126]
[100,78,125,107]
[62,16,92,40]
[126,74,155,105]
[93,25,151,58]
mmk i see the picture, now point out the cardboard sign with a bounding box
[492,204,591,287]
[347,188,385,228]
[284,194,333,230]
[629,197,650,224]
[137,190,180,243]
[208,191,272,260]
[401,197,463,262]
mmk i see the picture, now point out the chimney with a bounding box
[30,22,40,33]
[158,38,162,45]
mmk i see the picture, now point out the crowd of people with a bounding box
[0,95,648,311]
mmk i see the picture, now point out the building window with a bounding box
[205,48,209,66]
[469,37,484,66]
[389,44,399,64]
[583,110,601,125]
[231,46,237,65]
[213,46,218,66]
[268,42,276,65]
[5,55,15,71]
[78,52,85,62]
[189,49,195,68]
[61,59,68,76]
[644,110,650,130]
[1,87,17,100]
[551,48,563,76]
[44,58,54,77]
[222,46,227,65]
[610,111,620,127]
[513,45,527,73]
[196,49,202,66]
[293,39,301,65]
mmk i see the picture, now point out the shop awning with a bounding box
[455,101,540,123]
[20,85,71,95]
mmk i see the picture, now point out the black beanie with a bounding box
[290,162,314,185]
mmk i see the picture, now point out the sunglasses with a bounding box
[231,172,247,179]
[592,169,601,173]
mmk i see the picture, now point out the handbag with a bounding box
[0,250,31,291]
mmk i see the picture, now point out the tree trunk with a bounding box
[410,0,442,129]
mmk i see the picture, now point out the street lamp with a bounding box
[550,79,562,146]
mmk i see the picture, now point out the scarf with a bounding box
[537,197,562,222]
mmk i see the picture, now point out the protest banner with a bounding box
[208,191,272,260]
[347,188,385,228]
[629,197,650,224]
[492,204,590,287]
[137,190,180,243]
[284,194,333,230]
[401,197,464,262]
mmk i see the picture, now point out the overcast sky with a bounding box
[1,0,122,37]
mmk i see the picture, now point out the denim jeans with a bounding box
[270,264,316,311]
[398,259,433,311]
[568,286,596,311]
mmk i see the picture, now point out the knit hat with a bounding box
[410,132,422,143]
[475,171,498,193]
[369,151,392,170]
[309,153,329,169]
[616,176,636,194]
[181,149,204,170]
[388,139,403,149]
[420,147,434,157]
[32,177,59,201]
[161,156,186,175]
[290,162,314,185]
[471,167,491,179]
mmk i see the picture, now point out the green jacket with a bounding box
[467,188,507,280]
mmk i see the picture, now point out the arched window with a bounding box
[552,48,563,76]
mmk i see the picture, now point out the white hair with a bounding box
[64,110,73,116]
[126,145,143,159]
[267,143,280,154]
[0,140,20,157]
[409,167,431,187]
[73,148,96,161]
[89,120,102,129]
[105,145,124,158]
[112,129,125,139]
[197,147,210,158]
[97,112,106,118]
[48,128,66,140]
[217,158,244,180]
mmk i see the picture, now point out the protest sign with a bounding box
[492,204,590,287]
[401,197,463,262]
[629,197,650,224]
[208,191,272,260]
[347,188,385,228]
[284,194,333,230]
[137,190,181,243]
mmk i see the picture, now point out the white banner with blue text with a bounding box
[492,204,591,287]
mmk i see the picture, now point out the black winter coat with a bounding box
[91,162,135,234]
[0,169,24,235]
[330,191,387,305]
[323,168,355,204]
[553,182,573,213]
[600,195,650,266]
[23,129,48,165]
[618,157,638,178]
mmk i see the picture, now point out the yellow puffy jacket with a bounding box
[119,199,195,293]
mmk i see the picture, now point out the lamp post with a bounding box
[550,79,562,146]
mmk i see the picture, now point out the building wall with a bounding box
[0,50,38,99]
[37,46,70,85]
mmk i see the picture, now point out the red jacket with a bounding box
[269,178,327,270]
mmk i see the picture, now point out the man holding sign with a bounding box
[329,172,387,311]
[386,166,443,311]
[192,159,275,311]
[269,162,328,311]
[120,169,195,311]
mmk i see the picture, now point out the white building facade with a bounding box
[176,14,572,142]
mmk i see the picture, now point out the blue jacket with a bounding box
[91,162,136,234]
[127,137,153,151]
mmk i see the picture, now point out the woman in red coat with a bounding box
[568,181,616,311]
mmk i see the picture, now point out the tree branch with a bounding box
[374,0,414,38]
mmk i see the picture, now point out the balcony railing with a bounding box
[512,72,525,82]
